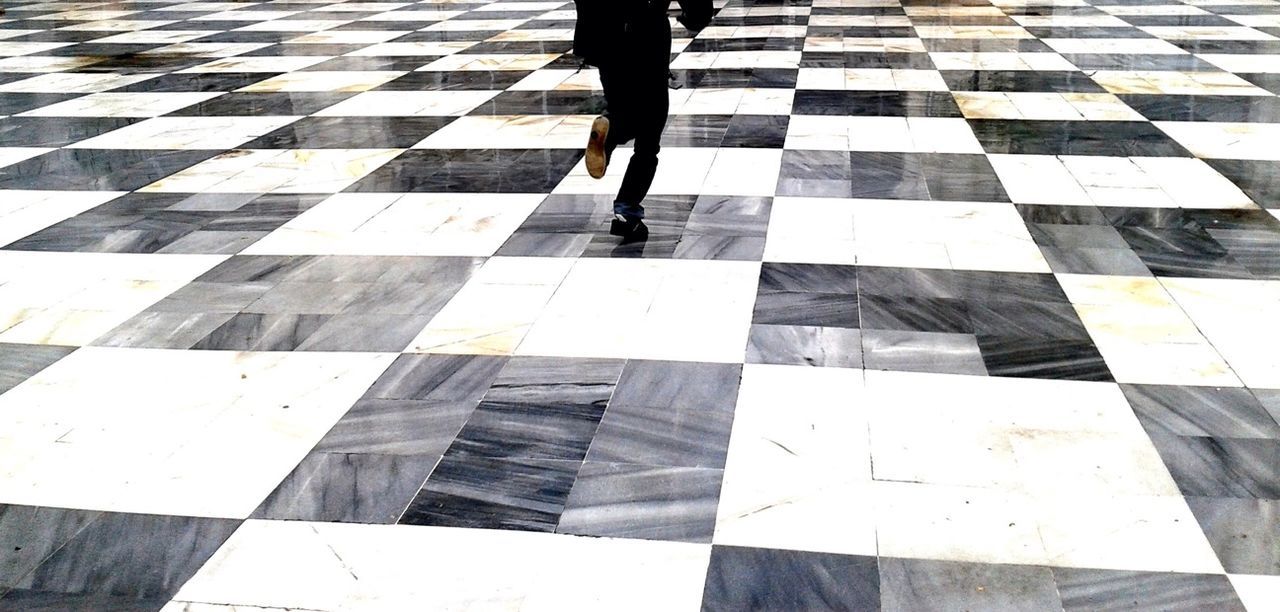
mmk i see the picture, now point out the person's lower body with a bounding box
[585,21,671,239]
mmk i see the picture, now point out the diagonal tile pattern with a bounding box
[0,0,1279,608]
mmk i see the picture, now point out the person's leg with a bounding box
[612,19,673,226]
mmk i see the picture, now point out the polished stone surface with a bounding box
[1,0,1279,608]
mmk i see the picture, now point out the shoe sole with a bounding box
[586,116,609,180]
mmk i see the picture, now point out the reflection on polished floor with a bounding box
[1,0,1280,608]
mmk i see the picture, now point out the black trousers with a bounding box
[597,15,672,219]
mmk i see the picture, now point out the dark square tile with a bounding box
[754,291,862,328]
[346,149,582,193]
[294,314,434,352]
[0,148,220,191]
[611,360,742,412]
[191,312,330,351]
[9,512,239,603]
[587,400,736,469]
[0,505,100,590]
[0,93,83,116]
[746,324,864,369]
[1053,567,1245,611]
[941,70,1108,93]
[1122,384,1280,439]
[880,558,1062,611]
[968,120,1191,157]
[1146,432,1280,499]
[976,335,1113,382]
[0,344,75,395]
[398,455,581,532]
[792,90,962,118]
[1185,496,1280,575]
[1206,159,1280,208]
[166,92,356,116]
[446,400,605,461]
[363,354,506,403]
[241,116,455,148]
[252,451,441,524]
[557,463,723,543]
[375,69,532,91]
[0,116,142,147]
[701,546,881,612]
[861,329,988,376]
[484,356,624,407]
[860,294,973,334]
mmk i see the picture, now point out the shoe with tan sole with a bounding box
[586,115,610,179]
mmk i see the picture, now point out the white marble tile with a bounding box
[0,348,394,517]
[0,72,156,93]
[173,521,710,611]
[516,259,759,363]
[236,71,404,93]
[0,190,123,248]
[140,149,403,194]
[1229,574,1280,612]
[314,90,500,116]
[1161,277,1280,388]
[179,56,332,73]
[1036,494,1224,573]
[1156,122,1280,161]
[69,116,302,150]
[416,114,592,149]
[246,193,542,257]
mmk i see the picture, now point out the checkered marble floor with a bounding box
[1,0,1279,608]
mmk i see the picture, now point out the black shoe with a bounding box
[610,213,647,240]
[586,116,610,179]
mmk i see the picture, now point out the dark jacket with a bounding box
[572,0,713,67]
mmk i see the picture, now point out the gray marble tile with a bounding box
[242,281,371,315]
[0,589,166,611]
[0,506,100,590]
[447,400,605,461]
[369,256,485,285]
[753,291,861,328]
[496,232,592,257]
[967,300,1092,340]
[701,546,880,611]
[1252,389,1280,427]
[93,312,237,349]
[587,401,736,468]
[1053,567,1246,611]
[146,282,275,314]
[879,557,1062,612]
[1042,246,1156,276]
[1030,223,1130,249]
[166,193,260,212]
[252,451,441,524]
[316,399,476,456]
[747,324,863,368]
[673,235,766,261]
[294,314,432,352]
[14,512,239,603]
[610,360,742,412]
[759,262,859,294]
[363,354,507,402]
[1185,496,1280,575]
[0,344,75,395]
[1122,384,1280,439]
[399,455,581,532]
[557,462,723,543]
[1147,431,1280,499]
[155,230,268,255]
[191,313,331,351]
[193,255,321,284]
[483,356,624,407]
[862,329,988,376]
[338,282,459,317]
